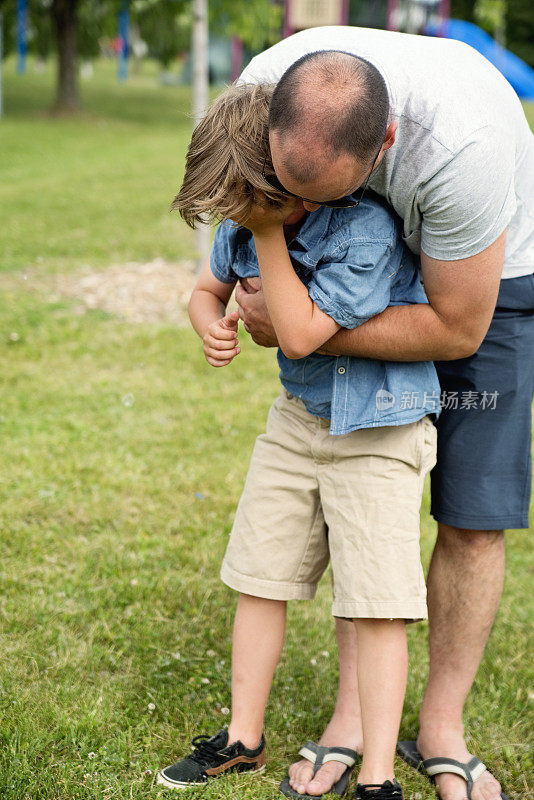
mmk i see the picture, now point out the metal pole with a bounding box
[117,2,129,82]
[0,11,3,118]
[283,0,293,39]
[230,36,243,82]
[405,0,419,34]
[16,0,27,75]
[437,0,450,36]
[192,0,210,272]
[386,0,399,31]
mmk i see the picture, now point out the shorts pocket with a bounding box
[420,416,437,474]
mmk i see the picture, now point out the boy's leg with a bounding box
[228,593,287,748]
[289,618,407,793]
[289,416,435,795]
[157,593,285,789]
[288,618,363,795]
[354,619,407,785]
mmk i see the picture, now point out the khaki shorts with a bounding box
[221,390,437,620]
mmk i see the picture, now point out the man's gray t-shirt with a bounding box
[240,26,534,279]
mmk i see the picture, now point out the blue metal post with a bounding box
[0,11,4,117]
[117,2,130,82]
[16,0,27,75]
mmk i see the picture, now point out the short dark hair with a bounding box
[269,51,389,173]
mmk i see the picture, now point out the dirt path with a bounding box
[3,259,203,327]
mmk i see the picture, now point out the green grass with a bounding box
[0,57,198,273]
[0,59,533,800]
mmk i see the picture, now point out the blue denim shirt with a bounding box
[210,193,440,435]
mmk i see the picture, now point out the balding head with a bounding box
[269,51,389,184]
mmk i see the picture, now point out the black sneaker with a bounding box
[156,729,266,789]
[354,779,404,800]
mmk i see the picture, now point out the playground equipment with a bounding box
[426,17,534,101]
[117,1,129,82]
[283,0,350,38]
[16,0,27,74]
[386,0,449,36]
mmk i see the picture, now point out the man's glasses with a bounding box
[261,148,381,209]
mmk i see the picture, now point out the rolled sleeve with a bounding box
[210,221,240,283]
[307,239,398,328]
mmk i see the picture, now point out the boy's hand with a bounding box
[244,193,302,236]
[203,310,241,367]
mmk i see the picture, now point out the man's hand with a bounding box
[235,278,279,348]
[202,310,241,367]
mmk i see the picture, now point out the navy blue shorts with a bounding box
[431,273,534,531]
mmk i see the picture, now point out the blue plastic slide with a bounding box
[425,18,534,100]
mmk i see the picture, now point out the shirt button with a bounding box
[337,366,346,375]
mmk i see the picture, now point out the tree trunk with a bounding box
[51,0,80,112]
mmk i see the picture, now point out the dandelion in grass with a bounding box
[310,658,317,666]
[207,649,216,657]
[88,752,96,760]
[122,392,135,407]
[147,702,156,713]
[172,651,181,660]
[221,707,230,715]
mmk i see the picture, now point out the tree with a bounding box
[506,0,534,68]
[134,0,190,69]
[474,0,506,46]
[51,0,80,111]
[209,0,282,53]
[452,0,534,68]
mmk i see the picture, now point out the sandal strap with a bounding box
[323,748,358,768]
[298,741,358,774]
[423,755,487,795]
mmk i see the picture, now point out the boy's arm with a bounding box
[189,257,234,336]
[237,230,506,360]
[251,225,341,359]
[188,259,241,367]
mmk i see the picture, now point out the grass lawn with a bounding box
[0,58,533,800]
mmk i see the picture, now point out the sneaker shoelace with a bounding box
[357,783,402,800]
[187,734,226,766]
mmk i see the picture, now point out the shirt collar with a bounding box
[289,206,334,251]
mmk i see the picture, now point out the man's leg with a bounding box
[288,617,364,795]
[417,523,505,800]
[423,276,534,800]
[228,593,287,748]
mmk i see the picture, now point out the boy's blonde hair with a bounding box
[172,83,287,228]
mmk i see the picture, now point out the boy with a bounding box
[157,84,439,800]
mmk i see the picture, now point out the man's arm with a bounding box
[236,230,506,361]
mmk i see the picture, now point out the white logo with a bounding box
[376,389,395,411]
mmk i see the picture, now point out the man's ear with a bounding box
[382,121,398,152]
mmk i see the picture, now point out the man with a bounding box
[234,27,534,800]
